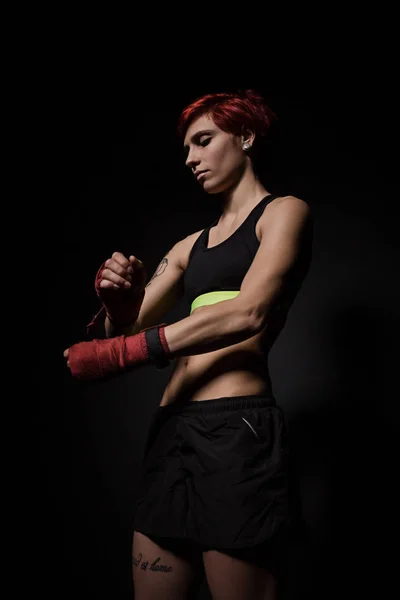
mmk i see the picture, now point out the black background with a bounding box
[31,38,399,598]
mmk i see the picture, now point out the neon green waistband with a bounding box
[190,291,240,314]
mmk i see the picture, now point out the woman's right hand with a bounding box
[95,252,147,327]
[98,252,146,292]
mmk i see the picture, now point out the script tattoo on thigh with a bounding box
[146,258,168,287]
[132,552,173,573]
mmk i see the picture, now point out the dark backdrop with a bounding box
[36,73,398,599]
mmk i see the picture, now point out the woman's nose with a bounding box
[185,150,200,169]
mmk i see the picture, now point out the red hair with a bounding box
[177,89,277,145]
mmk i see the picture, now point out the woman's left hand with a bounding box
[62,332,152,381]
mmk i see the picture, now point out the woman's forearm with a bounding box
[163,298,256,358]
[105,315,142,338]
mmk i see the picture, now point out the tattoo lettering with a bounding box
[146,258,168,287]
[132,552,173,573]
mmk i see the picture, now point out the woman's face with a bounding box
[183,114,248,194]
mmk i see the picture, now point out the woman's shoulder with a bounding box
[262,194,312,220]
[177,228,206,271]
[270,194,310,208]
[257,194,313,239]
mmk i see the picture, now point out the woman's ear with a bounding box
[241,129,256,150]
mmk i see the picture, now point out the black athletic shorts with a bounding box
[133,394,305,561]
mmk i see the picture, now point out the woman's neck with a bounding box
[219,170,270,222]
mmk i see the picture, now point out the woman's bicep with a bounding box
[135,241,186,330]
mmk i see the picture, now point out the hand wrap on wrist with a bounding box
[68,324,172,381]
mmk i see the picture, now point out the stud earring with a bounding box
[242,142,251,151]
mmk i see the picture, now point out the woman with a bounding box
[65,90,313,599]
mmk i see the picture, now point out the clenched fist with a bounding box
[98,252,146,292]
[90,251,147,330]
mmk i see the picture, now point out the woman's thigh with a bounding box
[132,530,205,600]
[203,547,279,600]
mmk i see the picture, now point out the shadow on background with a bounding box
[283,303,398,599]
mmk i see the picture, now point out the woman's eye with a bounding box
[200,138,211,147]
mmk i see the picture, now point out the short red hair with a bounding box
[177,89,277,145]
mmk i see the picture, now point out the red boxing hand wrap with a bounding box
[68,324,172,381]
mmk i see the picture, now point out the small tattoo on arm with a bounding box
[132,552,173,573]
[146,258,168,287]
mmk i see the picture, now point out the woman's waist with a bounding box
[173,329,270,372]
[162,347,272,405]
[161,370,272,406]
